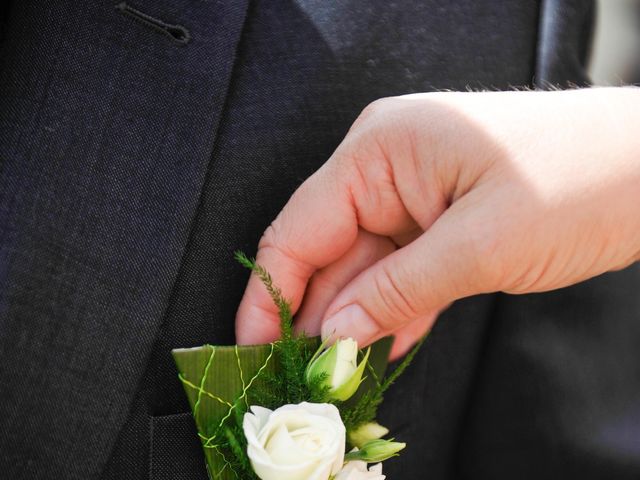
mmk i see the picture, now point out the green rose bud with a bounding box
[305,337,370,401]
[348,421,390,448]
[344,439,406,463]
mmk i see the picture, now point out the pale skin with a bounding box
[235,87,640,359]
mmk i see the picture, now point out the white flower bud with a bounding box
[305,338,370,402]
[348,422,389,448]
[345,439,406,463]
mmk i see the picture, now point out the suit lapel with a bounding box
[0,1,249,477]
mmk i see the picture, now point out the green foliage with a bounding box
[234,251,328,404]
[306,371,333,403]
[236,250,428,448]
[223,416,256,479]
[174,253,426,479]
[174,341,277,479]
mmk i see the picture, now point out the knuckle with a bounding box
[257,223,292,265]
[465,221,509,292]
[352,97,397,132]
[257,222,316,280]
[371,265,420,328]
[258,223,278,250]
[259,216,297,257]
[360,98,390,121]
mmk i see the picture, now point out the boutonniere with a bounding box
[173,252,427,480]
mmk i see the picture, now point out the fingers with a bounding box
[294,230,396,337]
[236,96,449,346]
[321,201,486,347]
[235,173,356,345]
[235,108,418,346]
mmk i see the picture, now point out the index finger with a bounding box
[234,160,358,345]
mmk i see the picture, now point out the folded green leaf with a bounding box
[172,337,392,480]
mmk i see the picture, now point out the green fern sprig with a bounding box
[379,334,427,394]
[235,251,317,404]
[233,251,427,466]
[234,251,294,337]
[224,425,255,479]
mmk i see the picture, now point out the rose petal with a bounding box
[245,403,346,480]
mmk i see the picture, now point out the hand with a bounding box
[235,87,640,359]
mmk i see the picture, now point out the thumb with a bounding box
[320,206,487,346]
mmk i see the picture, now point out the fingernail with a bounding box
[321,304,380,346]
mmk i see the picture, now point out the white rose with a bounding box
[243,402,346,480]
[335,459,385,480]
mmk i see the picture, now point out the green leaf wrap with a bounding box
[172,337,392,480]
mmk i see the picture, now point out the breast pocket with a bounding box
[149,412,209,480]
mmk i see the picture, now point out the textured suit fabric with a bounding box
[103,1,538,479]
[458,268,640,479]
[0,1,249,477]
[102,1,541,478]
[2,1,638,480]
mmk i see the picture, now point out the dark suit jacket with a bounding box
[2,1,639,479]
